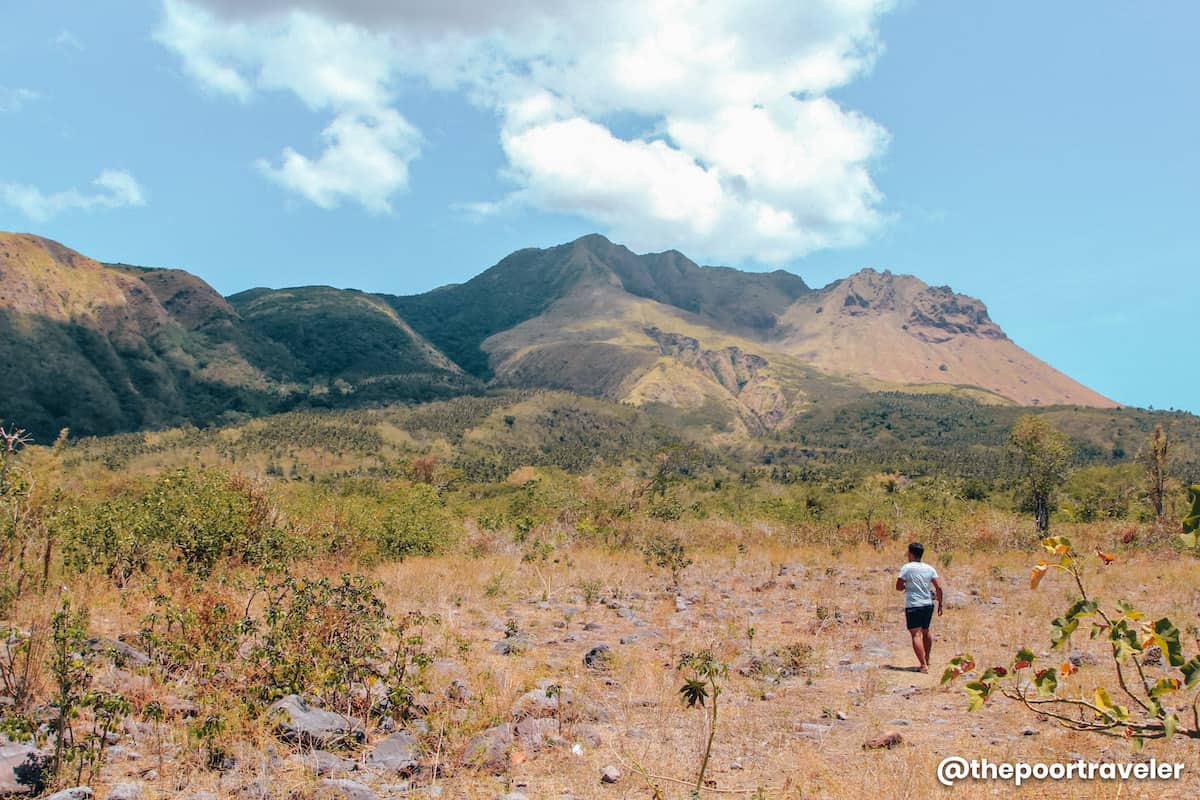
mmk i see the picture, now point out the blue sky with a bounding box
[1,1,1196,413]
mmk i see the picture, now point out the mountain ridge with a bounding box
[0,230,1116,440]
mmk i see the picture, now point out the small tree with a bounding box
[944,534,1200,745]
[678,651,728,794]
[642,533,692,588]
[1008,415,1073,532]
[1140,425,1170,524]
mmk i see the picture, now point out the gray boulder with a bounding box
[45,790,93,800]
[84,638,149,667]
[463,723,513,771]
[365,731,420,775]
[268,695,365,749]
[317,779,377,800]
[0,742,49,795]
[583,644,611,671]
[106,783,144,800]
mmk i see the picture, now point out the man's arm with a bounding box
[932,576,944,615]
[895,577,906,591]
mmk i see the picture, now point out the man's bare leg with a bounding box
[909,628,927,671]
[923,628,933,667]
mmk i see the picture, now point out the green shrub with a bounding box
[379,484,456,558]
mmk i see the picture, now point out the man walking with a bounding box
[895,542,943,672]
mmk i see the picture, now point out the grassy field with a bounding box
[2,397,1199,799]
[4,519,1199,799]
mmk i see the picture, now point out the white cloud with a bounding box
[0,87,39,113]
[0,170,147,222]
[256,110,420,212]
[159,0,894,262]
[156,0,421,211]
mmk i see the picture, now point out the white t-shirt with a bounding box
[899,561,938,608]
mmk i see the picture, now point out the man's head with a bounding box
[907,542,925,562]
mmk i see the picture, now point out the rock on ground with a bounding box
[863,732,904,749]
[0,742,49,795]
[463,723,513,771]
[268,695,366,750]
[365,731,420,775]
[44,789,93,800]
[317,779,377,800]
[106,782,145,800]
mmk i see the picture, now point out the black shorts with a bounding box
[905,605,934,630]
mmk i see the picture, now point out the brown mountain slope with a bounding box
[1,231,1117,441]
[0,233,472,438]
[774,269,1116,407]
[475,239,1115,437]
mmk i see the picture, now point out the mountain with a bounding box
[0,231,1115,441]
[389,235,1113,439]
[0,233,470,439]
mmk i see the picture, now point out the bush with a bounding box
[63,468,293,579]
[379,484,456,559]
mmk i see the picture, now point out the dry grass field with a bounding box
[11,519,1197,800]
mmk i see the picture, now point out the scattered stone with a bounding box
[268,695,366,750]
[1068,649,1097,667]
[887,719,912,726]
[863,732,903,750]
[945,592,971,610]
[45,790,93,800]
[674,596,689,612]
[163,695,198,718]
[302,750,358,776]
[512,683,581,720]
[498,793,529,800]
[600,765,621,784]
[573,724,604,748]
[318,778,378,800]
[493,633,533,656]
[584,644,612,671]
[1021,726,1040,736]
[1142,646,1163,666]
[0,742,49,795]
[618,635,639,645]
[463,723,513,771]
[84,638,149,667]
[515,716,561,749]
[366,731,420,775]
[106,782,144,800]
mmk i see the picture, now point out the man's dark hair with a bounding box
[908,542,925,561]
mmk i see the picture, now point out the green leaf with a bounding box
[1033,668,1057,697]
[1051,600,1098,648]
[1183,484,1200,535]
[1112,627,1142,662]
[941,655,975,685]
[1151,618,1185,667]
[679,678,709,708]
[1115,600,1145,621]
[964,681,992,711]
[1149,678,1182,698]
[1094,687,1129,721]
[1180,656,1200,688]
[1013,648,1035,669]
[1164,713,1179,739]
